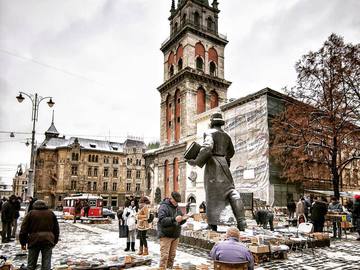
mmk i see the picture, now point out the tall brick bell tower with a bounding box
[156,0,231,202]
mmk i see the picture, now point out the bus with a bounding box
[63,194,103,218]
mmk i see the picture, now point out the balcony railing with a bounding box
[161,19,227,47]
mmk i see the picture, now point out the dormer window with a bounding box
[90,144,96,148]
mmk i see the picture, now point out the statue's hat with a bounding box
[210,112,225,126]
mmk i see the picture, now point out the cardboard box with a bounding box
[249,244,270,253]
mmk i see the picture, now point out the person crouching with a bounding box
[136,196,151,255]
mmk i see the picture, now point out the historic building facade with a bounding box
[145,0,231,203]
[12,165,29,201]
[34,120,147,208]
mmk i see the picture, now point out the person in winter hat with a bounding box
[158,191,190,269]
[123,199,137,252]
[136,196,151,255]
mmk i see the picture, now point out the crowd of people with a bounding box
[2,192,360,270]
[286,194,360,240]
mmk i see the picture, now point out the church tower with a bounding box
[155,0,231,201]
[159,0,231,146]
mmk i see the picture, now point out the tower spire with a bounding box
[212,0,219,10]
[51,110,54,124]
[170,0,176,14]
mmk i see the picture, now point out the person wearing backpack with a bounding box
[136,196,151,255]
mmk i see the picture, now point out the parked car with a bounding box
[102,208,116,219]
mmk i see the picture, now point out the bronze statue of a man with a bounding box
[187,112,246,231]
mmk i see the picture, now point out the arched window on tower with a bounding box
[164,160,170,197]
[166,95,172,144]
[181,14,187,25]
[174,89,181,142]
[194,11,200,27]
[195,42,205,71]
[209,61,217,76]
[178,59,183,71]
[174,22,178,33]
[173,158,179,192]
[210,90,219,109]
[207,16,214,31]
[147,172,151,190]
[197,87,206,114]
[168,51,175,78]
[169,65,174,77]
[196,57,204,70]
[176,45,184,71]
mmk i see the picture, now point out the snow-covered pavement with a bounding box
[1,218,360,269]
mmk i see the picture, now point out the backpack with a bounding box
[147,212,154,223]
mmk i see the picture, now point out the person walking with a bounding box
[311,197,328,232]
[73,199,82,223]
[27,197,37,213]
[328,196,343,238]
[136,196,151,255]
[158,191,190,269]
[1,195,17,243]
[352,195,360,241]
[123,200,137,252]
[19,200,59,270]
[287,199,296,219]
[11,196,22,238]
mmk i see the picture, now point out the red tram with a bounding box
[63,194,103,218]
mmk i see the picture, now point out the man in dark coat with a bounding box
[187,112,246,231]
[12,196,22,238]
[73,199,82,223]
[20,200,59,270]
[1,195,17,243]
[158,192,190,269]
[287,199,296,219]
[311,197,328,232]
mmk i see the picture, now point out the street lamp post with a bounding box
[16,92,55,197]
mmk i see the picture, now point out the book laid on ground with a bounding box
[184,141,201,160]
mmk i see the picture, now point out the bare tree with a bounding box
[271,34,360,198]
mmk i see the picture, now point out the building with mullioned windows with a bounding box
[31,119,148,209]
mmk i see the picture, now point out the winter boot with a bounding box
[137,246,143,255]
[124,242,130,251]
[131,242,135,252]
[142,247,149,256]
[229,191,247,231]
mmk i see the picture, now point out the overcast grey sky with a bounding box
[0,0,359,184]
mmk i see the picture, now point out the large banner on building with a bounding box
[224,95,272,204]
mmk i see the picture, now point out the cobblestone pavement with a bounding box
[1,219,360,269]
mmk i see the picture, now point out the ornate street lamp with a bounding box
[16,91,55,197]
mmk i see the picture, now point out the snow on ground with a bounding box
[1,216,360,270]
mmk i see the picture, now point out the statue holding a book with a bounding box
[185,112,246,231]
